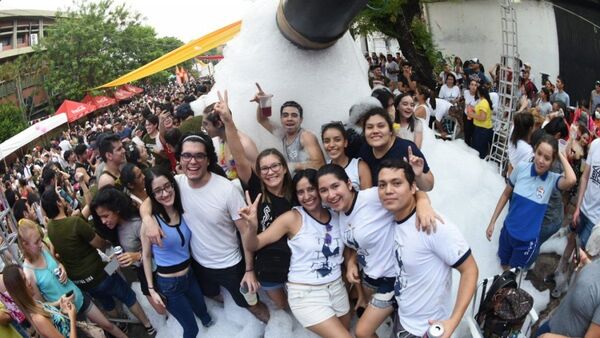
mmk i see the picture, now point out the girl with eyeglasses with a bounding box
[141,166,213,338]
[321,122,372,191]
[239,169,350,338]
[213,97,295,310]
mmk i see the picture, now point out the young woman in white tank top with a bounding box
[321,122,372,190]
[239,169,352,338]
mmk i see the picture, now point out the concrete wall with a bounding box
[425,0,559,88]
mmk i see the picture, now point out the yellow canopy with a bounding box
[95,20,241,88]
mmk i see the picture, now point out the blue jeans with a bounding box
[570,210,596,247]
[535,320,551,336]
[87,273,136,311]
[472,126,493,159]
[157,269,211,338]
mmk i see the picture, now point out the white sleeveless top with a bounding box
[287,207,344,284]
[416,103,433,126]
[329,158,361,191]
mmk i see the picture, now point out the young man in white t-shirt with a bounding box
[141,133,270,323]
[377,159,478,338]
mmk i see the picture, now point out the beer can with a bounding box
[425,323,444,338]
[114,246,123,256]
[53,268,62,279]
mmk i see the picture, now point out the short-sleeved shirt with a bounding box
[47,217,106,289]
[175,173,246,269]
[117,217,142,267]
[474,99,492,129]
[246,173,292,283]
[394,209,471,336]
[506,162,562,241]
[508,140,533,168]
[359,137,430,186]
[549,259,600,336]
[385,61,400,82]
[581,139,600,225]
[551,90,570,108]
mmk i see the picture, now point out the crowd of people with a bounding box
[0,51,597,338]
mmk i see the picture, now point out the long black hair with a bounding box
[477,86,494,111]
[90,187,139,244]
[144,166,184,223]
[292,169,318,206]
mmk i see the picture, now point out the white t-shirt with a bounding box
[438,85,460,102]
[508,139,533,168]
[386,61,400,82]
[394,210,471,336]
[463,90,477,116]
[175,173,246,269]
[430,98,453,122]
[339,187,396,278]
[581,139,600,225]
[490,92,500,112]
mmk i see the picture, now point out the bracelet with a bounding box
[148,286,154,289]
[245,268,254,272]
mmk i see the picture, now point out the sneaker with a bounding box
[116,321,128,334]
[145,325,156,336]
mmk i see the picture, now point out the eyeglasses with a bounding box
[180,152,207,162]
[259,162,283,175]
[152,182,173,197]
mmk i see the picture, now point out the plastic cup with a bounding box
[558,139,567,155]
[258,95,273,117]
[239,284,258,306]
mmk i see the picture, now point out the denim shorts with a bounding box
[87,273,136,311]
[362,273,395,309]
[260,280,285,291]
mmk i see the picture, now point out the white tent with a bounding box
[0,113,68,161]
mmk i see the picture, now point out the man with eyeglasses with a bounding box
[254,83,325,174]
[141,132,271,323]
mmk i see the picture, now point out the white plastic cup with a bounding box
[558,139,567,155]
[258,95,273,117]
[239,283,258,306]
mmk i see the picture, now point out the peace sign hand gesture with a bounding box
[239,191,261,232]
[404,146,424,177]
[214,90,233,124]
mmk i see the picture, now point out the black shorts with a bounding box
[192,259,252,308]
[76,293,93,321]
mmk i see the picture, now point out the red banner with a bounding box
[55,100,96,123]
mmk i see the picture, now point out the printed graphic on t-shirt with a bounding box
[591,165,600,186]
[394,240,407,297]
[343,225,368,268]
[311,224,341,278]
[260,205,272,232]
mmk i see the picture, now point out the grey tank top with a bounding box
[283,128,309,165]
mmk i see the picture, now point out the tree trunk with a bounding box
[393,0,436,89]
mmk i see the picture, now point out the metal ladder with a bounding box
[487,0,520,175]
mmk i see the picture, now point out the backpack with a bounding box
[476,270,534,338]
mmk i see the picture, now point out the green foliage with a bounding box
[410,18,445,75]
[0,103,27,143]
[38,0,184,100]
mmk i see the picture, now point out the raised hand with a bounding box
[215,90,233,123]
[238,191,261,231]
[405,146,424,177]
[250,82,267,103]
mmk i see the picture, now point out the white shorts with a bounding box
[287,277,350,328]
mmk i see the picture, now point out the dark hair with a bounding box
[316,163,350,187]
[543,117,568,139]
[292,168,318,205]
[540,87,551,101]
[164,128,182,148]
[477,86,494,110]
[124,142,141,165]
[255,148,293,204]
[145,114,159,126]
[371,88,394,110]
[63,150,73,162]
[120,163,140,190]
[417,85,436,110]
[557,75,565,85]
[13,199,29,221]
[379,159,416,186]
[510,112,534,147]
[394,93,416,130]
[144,166,184,223]
[446,73,456,86]
[91,187,139,222]
[41,189,61,219]
[74,144,87,156]
[533,133,559,161]
[280,101,303,118]
[320,121,347,141]
[204,110,223,129]
[176,132,226,178]
[98,134,121,162]
[361,107,394,132]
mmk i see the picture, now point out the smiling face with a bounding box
[397,95,415,121]
[295,177,320,211]
[533,142,555,175]
[95,205,120,229]
[145,120,157,134]
[364,114,393,149]
[20,227,43,258]
[377,168,416,214]
[322,128,348,161]
[258,154,286,192]
[317,173,353,212]
[180,141,209,183]
[151,175,175,207]
[280,106,302,135]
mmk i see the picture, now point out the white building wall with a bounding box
[425,0,559,87]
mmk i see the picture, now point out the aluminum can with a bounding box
[53,268,62,279]
[113,246,123,256]
[425,323,444,338]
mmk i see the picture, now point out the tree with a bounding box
[0,103,27,143]
[38,0,184,100]
[354,0,443,89]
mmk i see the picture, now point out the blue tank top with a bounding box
[152,214,192,273]
[23,249,84,311]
